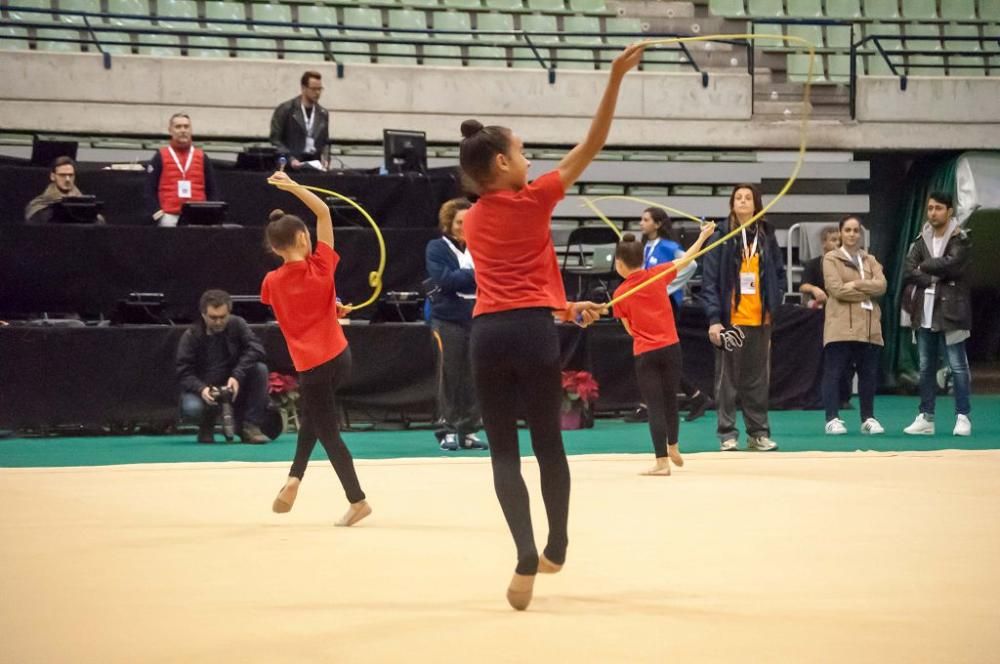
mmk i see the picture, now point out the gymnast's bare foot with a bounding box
[272,477,300,513]
[538,554,563,574]
[667,443,684,467]
[507,573,535,611]
[641,458,671,476]
[335,500,372,527]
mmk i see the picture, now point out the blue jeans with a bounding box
[179,362,270,427]
[916,329,971,417]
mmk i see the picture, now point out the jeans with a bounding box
[916,329,971,416]
[179,361,269,427]
[822,342,880,423]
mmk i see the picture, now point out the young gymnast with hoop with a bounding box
[262,170,371,528]
[610,223,715,476]
[459,43,645,611]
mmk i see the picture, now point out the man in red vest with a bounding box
[145,113,219,226]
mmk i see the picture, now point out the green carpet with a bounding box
[1,396,997,468]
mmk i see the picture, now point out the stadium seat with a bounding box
[484,0,526,10]
[905,22,941,50]
[328,36,372,63]
[205,2,249,32]
[282,39,326,62]
[864,22,902,51]
[106,0,151,27]
[825,0,862,18]
[948,54,987,75]
[423,43,463,64]
[907,54,946,75]
[521,13,559,43]
[786,0,822,17]
[787,23,824,48]
[642,50,685,72]
[156,0,198,30]
[444,0,483,8]
[980,0,1000,22]
[468,44,508,66]
[236,37,278,59]
[748,0,785,17]
[186,34,230,57]
[863,0,900,20]
[556,47,594,69]
[901,0,937,20]
[0,25,32,49]
[563,15,602,44]
[431,10,473,36]
[866,53,898,74]
[6,0,56,24]
[297,5,338,31]
[378,42,419,64]
[476,12,517,42]
[401,0,439,7]
[944,23,981,52]
[940,0,976,21]
[91,30,134,54]
[827,53,860,81]
[388,9,430,40]
[787,51,827,82]
[511,45,549,67]
[605,17,643,45]
[568,0,610,13]
[526,0,568,12]
[251,4,295,35]
[35,27,84,51]
[138,32,181,56]
[825,24,855,49]
[708,0,746,18]
[56,0,101,25]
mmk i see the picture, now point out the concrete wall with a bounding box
[2,52,1000,149]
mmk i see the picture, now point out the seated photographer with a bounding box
[24,157,105,224]
[176,289,270,444]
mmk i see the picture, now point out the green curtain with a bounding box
[880,155,959,389]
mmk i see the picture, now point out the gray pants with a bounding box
[714,325,772,441]
[433,318,480,438]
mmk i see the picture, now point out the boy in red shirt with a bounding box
[460,44,645,611]
[611,223,715,476]
[262,170,370,528]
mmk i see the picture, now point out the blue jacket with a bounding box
[425,236,476,324]
[643,237,685,309]
[700,221,786,327]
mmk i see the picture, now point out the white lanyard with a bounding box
[840,247,865,279]
[741,227,758,261]
[643,238,659,267]
[167,145,194,178]
[301,103,315,136]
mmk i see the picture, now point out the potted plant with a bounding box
[560,370,599,430]
[268,372,300,432]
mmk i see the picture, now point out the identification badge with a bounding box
[177,180,192,198]
[305,137,316,154]
[740,271,757,295]
[861,300,874,311]
[648,256,658,265]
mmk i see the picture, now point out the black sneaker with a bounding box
[624,406,648,423]
[197,424,215,444]
[685,394,713,422]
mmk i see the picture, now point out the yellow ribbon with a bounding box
[598,33,816,309]
[266,180,387,311]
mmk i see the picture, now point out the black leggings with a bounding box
[289,348,365,504]
[471,308,570,576]
[634,344,682,457]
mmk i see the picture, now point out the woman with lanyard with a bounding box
[700,184,785,452]
[460,44,644,611]
[425,198,487,451]
[634,207,713,422]
[820,215,887,435]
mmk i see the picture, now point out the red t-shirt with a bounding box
[464,170,568,317]
[260,242,347,372]
[612,262,680,356]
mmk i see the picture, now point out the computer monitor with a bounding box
[236,146,280,171]
[31,138,78,167]
[383,129,427,174]
[178,201,228,226]
[51,196,103,224]
[229,295,273,323]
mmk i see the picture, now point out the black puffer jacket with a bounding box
[902,221,972,332]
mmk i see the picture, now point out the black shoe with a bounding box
[685,394,713,422]
[197,424,215,444]
[239,423,269,444]
[624,406,648,423]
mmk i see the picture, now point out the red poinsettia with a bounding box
[561,370,599,405]
[268,372,299,395]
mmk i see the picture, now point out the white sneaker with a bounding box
[825,418,847,435]
[953,414,972,437]
[903,413,935,436]
[861,418,885,435]
[747,436,778,451]
[720,438,739,452]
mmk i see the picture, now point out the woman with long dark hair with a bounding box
[700,184,785,451]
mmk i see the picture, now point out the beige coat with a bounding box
[822,249,886,346]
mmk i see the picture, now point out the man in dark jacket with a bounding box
[902,191,973,437]
[176,289,270,443]
[269,70,330,170]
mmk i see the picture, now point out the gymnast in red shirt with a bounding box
[261,170,370,528]
[460,43,645,611]
[611,224,715,476]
